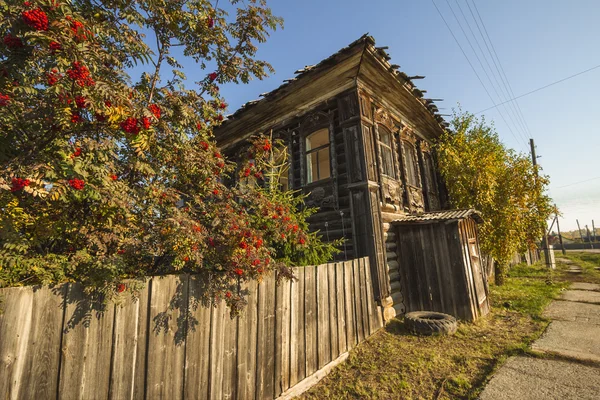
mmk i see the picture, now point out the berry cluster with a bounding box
[66,62,95,87]
[120,117,141,135]
[66,16,89,41]
[46,69,60,86]
[68,178,85,190]
[49,41,61,51]
[3,35,23,49]
[0,93,10,106]
[11,177,30,192]
[22,9,49,31]
[149,104,161,119]
[75,96,87,108]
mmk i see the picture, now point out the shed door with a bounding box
[468,239,487,305]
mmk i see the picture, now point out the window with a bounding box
[424,153,438,192]
[305,128,330,184]
[379,127,395,178]
[424,152,440,209]
[403,142,420,187]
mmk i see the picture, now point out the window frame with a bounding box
[402,140,420,188]
[304,127,331,185]
[378,126,396,179]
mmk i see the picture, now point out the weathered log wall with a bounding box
[0,257,382,400]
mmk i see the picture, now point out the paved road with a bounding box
[480,276,600,399]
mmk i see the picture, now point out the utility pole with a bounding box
[586,225,594,249]
[555,204,566,255]
[593,220,597,243]
[576,219,585,249]
[529,139,537,165]
[530,138,552,267]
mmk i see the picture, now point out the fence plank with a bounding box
[236,280,258,400]
[343,260,357,348]
[221,304,238,399]
[362,257,380,332]
[184,276,212,400]
[132,280,151,400]
[304,264,318,377]
[255,275,276,399]
[0,285,65,400]
[316,263,331,368]
[335,263,348,354]
[352,259,365,342]
[110,280,149,400]
[59,283,115,400]
[145,275,188,400]
[327,262,339,359]
[209,299,227,400]
[274,277,292,396]
[288,267,305,388]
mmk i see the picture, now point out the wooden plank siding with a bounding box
[392,219,489,321]
[0,257,381,399]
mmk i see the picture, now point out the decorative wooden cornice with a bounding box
[400,126,417,144]
[300,111,330,133]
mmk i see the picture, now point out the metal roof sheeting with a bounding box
[391,209,483,224]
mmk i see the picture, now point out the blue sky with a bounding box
[211,0,600,232]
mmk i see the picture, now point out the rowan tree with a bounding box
[437,110,553,285]
[0,0,337,313]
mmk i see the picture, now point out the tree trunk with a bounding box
[495,262,506,286]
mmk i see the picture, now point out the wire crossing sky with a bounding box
[212,0,600,231]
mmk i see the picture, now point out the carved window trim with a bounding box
[399,127,425,212]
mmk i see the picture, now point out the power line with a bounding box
[554,176,600,189]
[466,0,532,141]
[449,0,529,145]
[432,0,527,151]
[476,62,600,114]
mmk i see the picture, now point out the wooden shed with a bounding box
[391,209,489,321]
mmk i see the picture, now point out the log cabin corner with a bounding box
[214,35,489,323]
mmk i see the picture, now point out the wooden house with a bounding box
[215,35,489,322]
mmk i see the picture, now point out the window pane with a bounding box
[404,143,418,186]
[381,146,394,177]
[380,129,392,146]
[317,148,330,180]
[307,152,318,183]
[425,154,437,192]
[305,128,330,184]
[306,128,329,151]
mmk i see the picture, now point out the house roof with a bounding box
[391,209,484,225]
[215,34,448,148]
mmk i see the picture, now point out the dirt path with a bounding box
[480,275,600,399]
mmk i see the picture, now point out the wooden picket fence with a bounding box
[0,257,382,400]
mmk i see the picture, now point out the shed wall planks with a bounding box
[392,219,489,321]
[0,257,382,400]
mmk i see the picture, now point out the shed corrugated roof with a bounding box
[391,209,483,224]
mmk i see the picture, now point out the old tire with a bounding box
[404,311,457,336]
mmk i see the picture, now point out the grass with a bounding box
[299,254,600,400]
[555,251,600,284]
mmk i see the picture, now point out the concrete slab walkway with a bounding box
[480,276,600,400]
